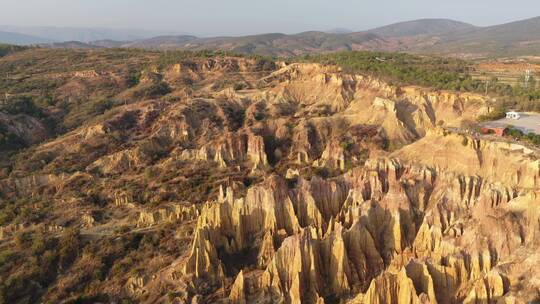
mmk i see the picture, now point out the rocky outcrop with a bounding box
[0,174,66,196]
[177,132,269,171]
[73,70,101,78]
[175,160,417,299]
[181,227,226,288]
[255,222,383,303]
[463,271,508,304]
[80,123,109,140]
[114,191,135,207]
[314,140,347,170]
[170,152,540,303]
[247,133,269,172]
[0,224,25,240]
[263,63,487,134]
[126,274,149,296]
[400,86,489,127]
[137,204,199,227]
[229,270,247,304]
[88,148,147,175]
[354,269,424,304]
[394,129,540,188]
[82,213,96,227]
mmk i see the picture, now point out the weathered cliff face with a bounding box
[4,62,490,182]
[262,63,489,143]
[164,142,540,303]
[2,57,538,304]
[88,148,148,175]
[394,128,540,188]
[137,204,199,228]
[176,131,269,172]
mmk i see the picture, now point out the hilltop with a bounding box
[368,18,475,37]
[419,16,540,56]
[121,16,540,57]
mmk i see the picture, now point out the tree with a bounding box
[2,96,43,118]
[59,228,81,269]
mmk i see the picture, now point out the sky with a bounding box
[1,0,540,36]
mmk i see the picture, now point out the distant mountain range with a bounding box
[368,19,475,37]
[0,30,52,45]
[416,16,540,56]
[3,17,540,57]
[0,25,184,44]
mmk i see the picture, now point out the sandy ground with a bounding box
[482,112,540,134]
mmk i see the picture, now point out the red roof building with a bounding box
[481,126,507,137]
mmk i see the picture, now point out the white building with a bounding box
[506,111,521,120]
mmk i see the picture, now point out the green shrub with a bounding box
[0,126,26,151]
[125,69,141,88]
[340,141,355,151]
[313,167,330,178]
[298,51,476,91]
[14,231,32,250]
[135,82,171,99]
[59,228,81,269]
[0,44,28,57]
[505,126,540,146]
[144,167,159,180]
[506,127,524,138]
[478,106,506,121]
[255,58,277,71]
[92,99,115,115]
[139,136,172,161]
[2,96,44,118]
[0,250,15,266]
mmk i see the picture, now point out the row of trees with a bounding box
[298,51,476,91]
[506,126,540,145]
[0,44,27,58]
[484,75,540,114]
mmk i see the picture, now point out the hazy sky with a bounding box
[1,0,540,36]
